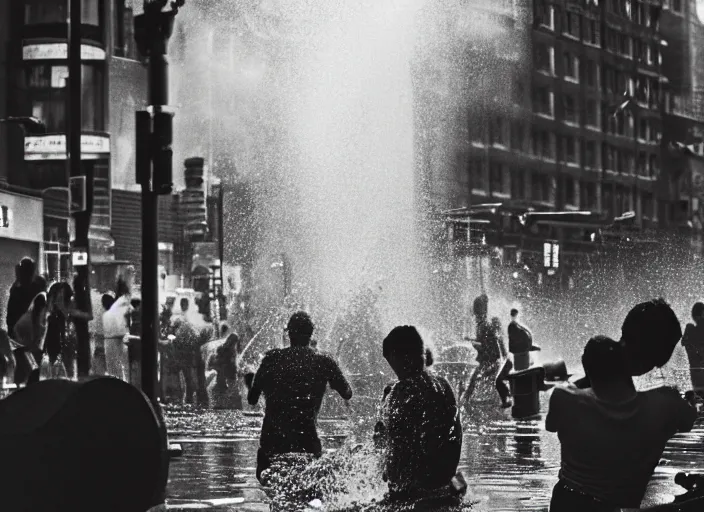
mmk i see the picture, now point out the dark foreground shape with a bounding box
[0,377,167,512]
[642,473,704,511]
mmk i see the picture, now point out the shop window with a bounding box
[25,63,105,132]
[24,0,100,25]
[114,0,139,59]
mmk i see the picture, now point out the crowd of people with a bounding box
[244,297,702,511]
[2,255,703,510]
[0,257,237,408]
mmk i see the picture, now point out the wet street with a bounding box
[164,400,704,511]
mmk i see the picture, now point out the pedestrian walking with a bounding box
[41,282,74,380]
[463,295,505,406]
[6,257,43,337]
[103,278,132,382]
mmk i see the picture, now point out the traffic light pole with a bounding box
[69,0,94,380]
[135,1,180,408]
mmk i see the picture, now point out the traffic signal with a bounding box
[182,157,208,240]
[152,111,173,194]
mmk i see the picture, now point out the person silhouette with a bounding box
[245,311,352,484]
[682,302,704,395]
[546,335,696,511]
[374,326,464,504]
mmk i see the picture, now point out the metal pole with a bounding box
[69,0,94,379]
[135,1,180,408]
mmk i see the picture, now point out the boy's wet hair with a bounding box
[286,311,314,338]
[510,308,519,317]
[383,325,424,360]
[692,302,704,320]
[621,298,681,373]
[582,335,628,380]
[473,294,488,318]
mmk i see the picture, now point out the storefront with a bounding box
[0,190,44,322]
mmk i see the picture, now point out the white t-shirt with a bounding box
[103,296,131,340]
[546,384,697,507]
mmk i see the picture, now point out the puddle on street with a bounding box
[164,401,704,511]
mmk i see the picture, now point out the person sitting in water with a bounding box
[374,326,464,503]
[546,335,697,511]
[574,298,684,389]
[245,311,353,484]
[682,302,704,396]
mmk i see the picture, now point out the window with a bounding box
[584,18,599,45]
[584,140,598,168]
[533,86,555,117]
[581,182,597,210]
[534,43,555,75]
[532,129,555,160]
[81,64,105,130]
[586,99,600,128]
[583,60,599,87]
[531,173,551,202]
[490,117,507,146]
[619,34,632,58]
[92,163,110,227]
[603,66,617,94]
[564,177,576,205]
[564,52,579,82]
[114,0,139,59]
[511,169,526,199]
[564,11,580,38]
[648,155,659,178]
[671,0,682,14]
[563,136,578,164]
[25,63,105,132]
[490,163,506,195]
[24,0,100,25]
[535,0,555,29]
[26,65,68,89]
[511,123,525,152]
[602,142,614,170]
[563,95,579,124]
[470,156,486,191]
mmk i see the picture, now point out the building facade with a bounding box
[0,0,149,282]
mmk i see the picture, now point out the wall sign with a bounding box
[22,43,106,61]
[25,134,110,161]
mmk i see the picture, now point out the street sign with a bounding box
[69,176,87,214]
[72,250,88,266]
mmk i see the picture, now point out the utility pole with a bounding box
[135,0,183,406]
[69,0,94,380]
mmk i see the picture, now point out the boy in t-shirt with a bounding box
[546,335,696,511]
[374,325,464,504]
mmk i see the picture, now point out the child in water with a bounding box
[374,326,466,504]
